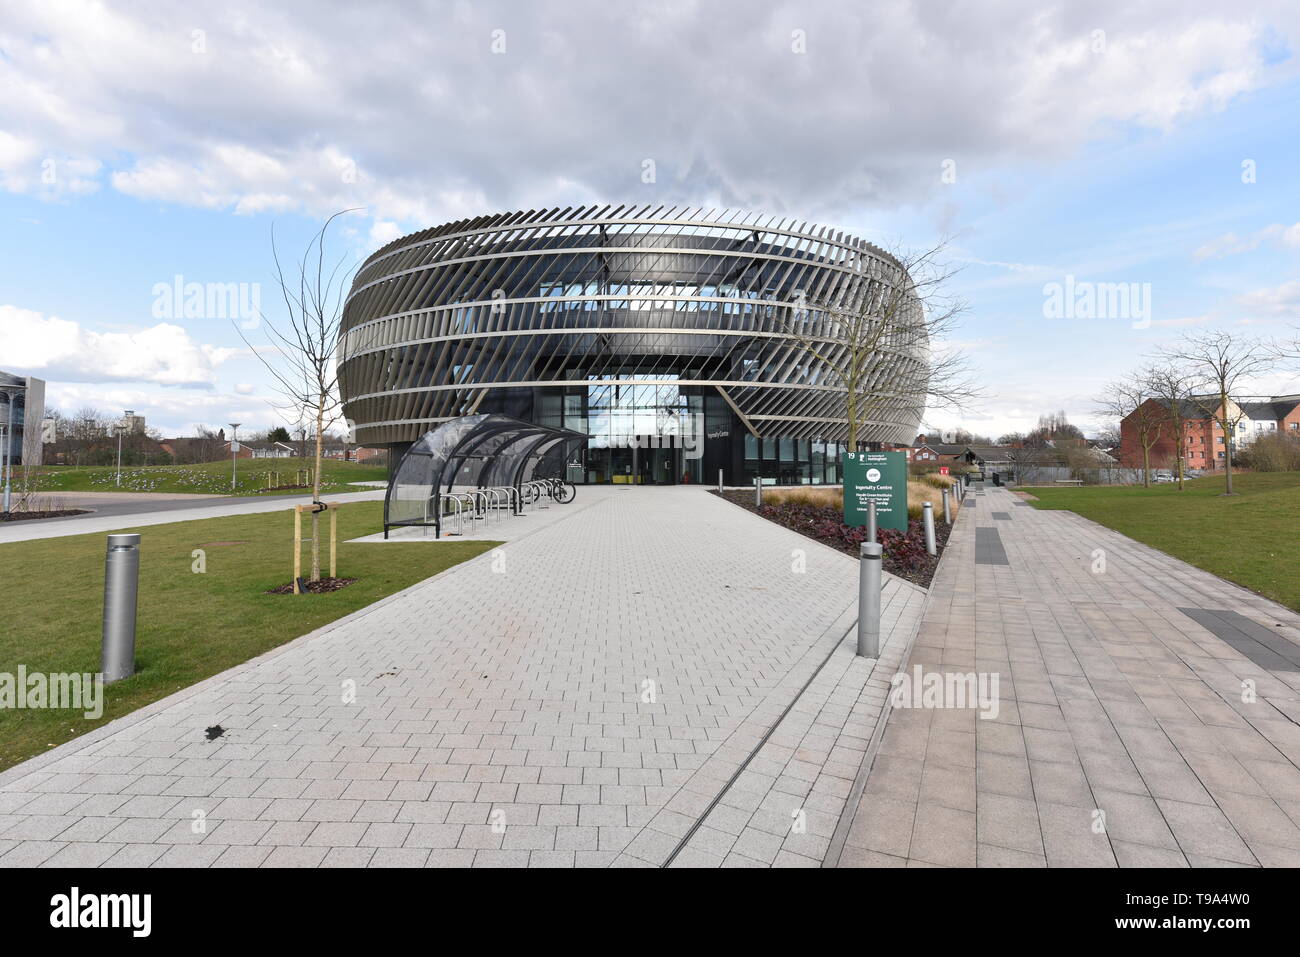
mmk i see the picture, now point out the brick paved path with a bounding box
[838,485,1300,868]
[0,486,923,868]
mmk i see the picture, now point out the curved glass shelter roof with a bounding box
[384,413,586,536]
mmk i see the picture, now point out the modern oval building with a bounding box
[339,206,929,486]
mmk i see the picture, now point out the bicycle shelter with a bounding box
[383,414,587,538]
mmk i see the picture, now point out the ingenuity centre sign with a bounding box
[842,450,908,532]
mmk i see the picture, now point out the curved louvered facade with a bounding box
[339,206,928,485]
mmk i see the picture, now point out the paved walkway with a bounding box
[0,486,924,868]
[837,485,1300,868]
[0,488,386,544]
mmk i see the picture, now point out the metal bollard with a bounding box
[754,475,762,506]
[942,487,951,523]
[718,469,724,493]
[857,542,882,657]
[922,502,937,556]
[866,499,877,542]
[102,533,141,683]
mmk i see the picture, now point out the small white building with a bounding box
[224,440,296,459]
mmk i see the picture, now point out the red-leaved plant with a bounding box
[756,502,938,570]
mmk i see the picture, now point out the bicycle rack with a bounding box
[485,486,516,523]
[525,480,549,510]
[412,481,569,538]
[481,487,503,523]
[466,489,489,522]
[435,493,465,536]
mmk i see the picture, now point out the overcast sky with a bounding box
[2,0,1299,439]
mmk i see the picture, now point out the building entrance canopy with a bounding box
[384,413,587,535]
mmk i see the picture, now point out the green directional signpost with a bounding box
[843,450,909,532]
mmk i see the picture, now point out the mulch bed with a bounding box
[1,509,91,522]
[712,490,954,589]
[266,577,358,595]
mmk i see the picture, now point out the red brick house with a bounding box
[907,442,943,465]
[1119,394,1300,471]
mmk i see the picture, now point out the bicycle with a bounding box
[549,477,576,503]
[526,477,575,505]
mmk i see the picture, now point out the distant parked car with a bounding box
[1153,470,1175,483]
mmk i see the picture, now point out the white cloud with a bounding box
[0,0,1292,226]
[1148,315,1211,328]
[0,131,102,197]
[0,304,239,386]
[1237,281,1300,317]
[368,220,404,250]
[1194,222,1300,259]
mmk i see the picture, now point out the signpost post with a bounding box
[842,450,909,532]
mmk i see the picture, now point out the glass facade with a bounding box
[530,371,850,486]
[742,433,845,486]
[535,374,706,484]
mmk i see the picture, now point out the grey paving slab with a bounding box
[974,526,1009,565]
[1179,607,1300,672]
[837,486,1300,867]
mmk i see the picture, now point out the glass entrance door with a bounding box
[559,374,700,484]
[590,443,678,484]
[646,445,677,485]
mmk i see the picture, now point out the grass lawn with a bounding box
[30,457,388,497]
[1026,472,1300,611]
[0,501,495,772]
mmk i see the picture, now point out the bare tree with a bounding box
[162,426,215,465]
[1163,332,1274,495]
[1143,362,1200,490]
[779,239,981,451]
[1097,375,1162,486]
[14,403,49,512]
[952,428,993,445]
[1271,328,1300,390]
[66,406,109,467]
[239,209,360,581]
[192,425,224,463]
[1026,410,1085,448]
[1004,443,1048,484]
[1094,422,1121,452]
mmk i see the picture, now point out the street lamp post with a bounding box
[229,423,241,492]
[115,409,137,487]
